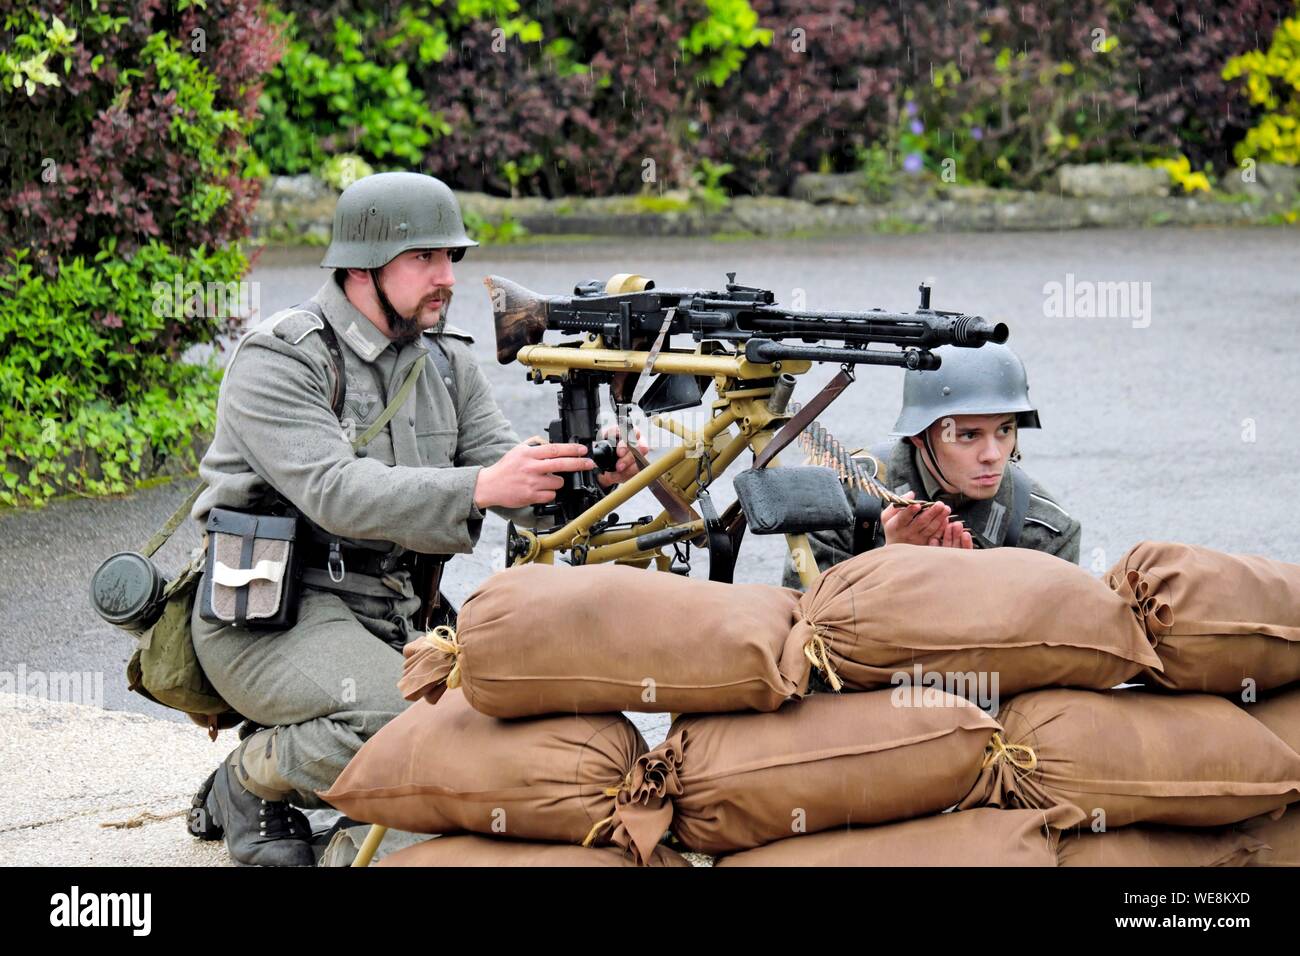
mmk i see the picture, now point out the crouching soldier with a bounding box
[785,342,1080,587]
[186,172,640,865]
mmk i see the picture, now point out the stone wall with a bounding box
[253,165,1300,244]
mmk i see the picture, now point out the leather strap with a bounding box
[752,368,855,471]
[703,499,748,583]
[354,354,427,449]
[141,482,206,558]
[233,522,256,626]
[310,306,348,419]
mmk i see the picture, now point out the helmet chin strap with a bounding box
[919,428,959,494]
[369,268,445,340]
[369,268,410,327]
[920,424,1022,489]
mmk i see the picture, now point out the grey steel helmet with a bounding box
[320,172,478,270]
[891,342,1041,437]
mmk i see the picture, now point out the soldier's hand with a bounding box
[596,425,649,489]
[882,492,954,547]
[936,516,974,550]
[474,441,595,510]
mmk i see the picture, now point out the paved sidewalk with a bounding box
[0,691,232,866]
[0,690,671,867]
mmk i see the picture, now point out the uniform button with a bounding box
[409,414,416,426]
[444,376,453,387]
[357,447,368,458]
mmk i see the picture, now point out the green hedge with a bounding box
[0,1,277,507]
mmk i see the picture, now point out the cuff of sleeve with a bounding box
[414,465,484,554]
[464,465,485,520]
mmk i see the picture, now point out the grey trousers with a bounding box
[192,577,419,808]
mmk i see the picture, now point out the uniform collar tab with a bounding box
[314,279,393,364]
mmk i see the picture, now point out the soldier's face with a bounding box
[913,413,1017,500]
[375,249,457,340]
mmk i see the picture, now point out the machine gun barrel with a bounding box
[485,274,1008,365]
[744,308,1008,348]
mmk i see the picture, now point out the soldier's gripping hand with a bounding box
[882,492,973,549]
[596,424,650,489]
[473,441,595,509]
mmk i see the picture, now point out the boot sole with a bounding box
[188,766,224,841]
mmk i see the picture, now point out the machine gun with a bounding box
[484,272,1008,585]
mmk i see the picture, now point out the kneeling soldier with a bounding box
[187,172,639,865]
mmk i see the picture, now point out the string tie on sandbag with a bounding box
[580,769,636,848]
[982,732,1038,772]
[801,627,843,691]
[398,625,462,702]
[581,814,616,848]
[425,624,462,690]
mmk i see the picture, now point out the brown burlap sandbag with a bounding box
[959,688,1300,827]
[1107,541,1300,694]
[1239,807,1300,866]
[319,690,669,864]
[400,563,808,717]
[625,689,1003,855]
[1057,826,1267,867]
[794,545,1159,697]
[1240,684,1300,756]
[376,834,691,868]
[716,807,1078,867]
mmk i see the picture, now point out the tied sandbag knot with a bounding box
[960,731,1056,816]
[397,625,462,703]
[579,769,635,849]
[801,626,843,691]
[982,732,1038,773]
[1108,568,1174,639]
[605,731,687,866]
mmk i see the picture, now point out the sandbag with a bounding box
[1239,807,1300,867]
[632,689,1004,855]
[960,688,1300,827]
[1057,826,1267,867]
[319,690,666,864]
[400,563,808,717]
[716,807,1076,867]
[1240,684,1300,756]
[376,834,691,868]
[794,545,1159,698]
[1107,541,1300,694]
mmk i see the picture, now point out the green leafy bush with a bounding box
[0,1,277,507]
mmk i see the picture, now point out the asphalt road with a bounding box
[3,227,1298,724]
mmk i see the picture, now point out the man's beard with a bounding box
[388,289,452,345]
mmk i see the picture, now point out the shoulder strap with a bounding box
[297,302,347,419]
[353,354,427,449]
[1003,463,1032,547]
[141,481,207,558]
[426,337,457,408]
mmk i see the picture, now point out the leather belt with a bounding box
[300,542,418,578]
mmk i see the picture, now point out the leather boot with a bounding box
[205,730,314,867]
